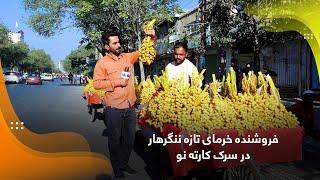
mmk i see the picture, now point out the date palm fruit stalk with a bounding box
[136,67,299,135]
[139,19,157,65]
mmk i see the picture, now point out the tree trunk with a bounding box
[225,47,232,71]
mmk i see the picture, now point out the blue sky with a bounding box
[0,0,198,65]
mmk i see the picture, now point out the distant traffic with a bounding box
[3,71,68,85]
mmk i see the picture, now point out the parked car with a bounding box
[4,72,22,84]
[26,74,42,85]
[42,74,54,81]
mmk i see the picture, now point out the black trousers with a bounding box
[104,106,136,172]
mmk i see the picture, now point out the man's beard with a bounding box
[109,48,121,56]
[175,59,184,65]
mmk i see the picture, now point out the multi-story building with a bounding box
[8,30,24,44]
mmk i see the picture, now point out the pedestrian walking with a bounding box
[80,74,83,84]
[68,72,73,84]
[93,29,156,179]
[73,74,77,84]
[76,73,81,84]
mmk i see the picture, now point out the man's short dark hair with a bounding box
[174,41,188,52]
[101,31,120,46]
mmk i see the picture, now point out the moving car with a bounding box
[4,72,22,84]
[41,74,54,81]
[26,74,42,85]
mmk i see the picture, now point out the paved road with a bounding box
[5,79,154,180]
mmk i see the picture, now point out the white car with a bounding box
[40,73,46,79]
[42,74,54,81]
[4,72,22,83]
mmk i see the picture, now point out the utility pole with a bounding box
[199,0,207,82]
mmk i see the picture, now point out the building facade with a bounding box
[8,30,24,44]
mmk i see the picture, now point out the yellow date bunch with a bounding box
[83,78,105,100]
[138,37,156,65]
[139,19,157,65]
[135,76,156,105]
[137,68,299,135]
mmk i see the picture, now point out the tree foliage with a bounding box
[24,0,183,79]
[205,0,303,71]
[0,22,53,72]
[63,45,95,73]
[24,0,183,52]
[206,0,257,47]
[0,42,30,70]
[24,0,68,37]
[0,23,10,48]
[27,49,54,72]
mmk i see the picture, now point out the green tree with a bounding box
[27,49,54,72]
[0,42,30,71]
[205,0,303,71]
[0,22,54,72]
[0,23,10,67]
[24,0,183,79]
[63,45,95,73]
[0,23,10,48]
[62,58,72,73]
